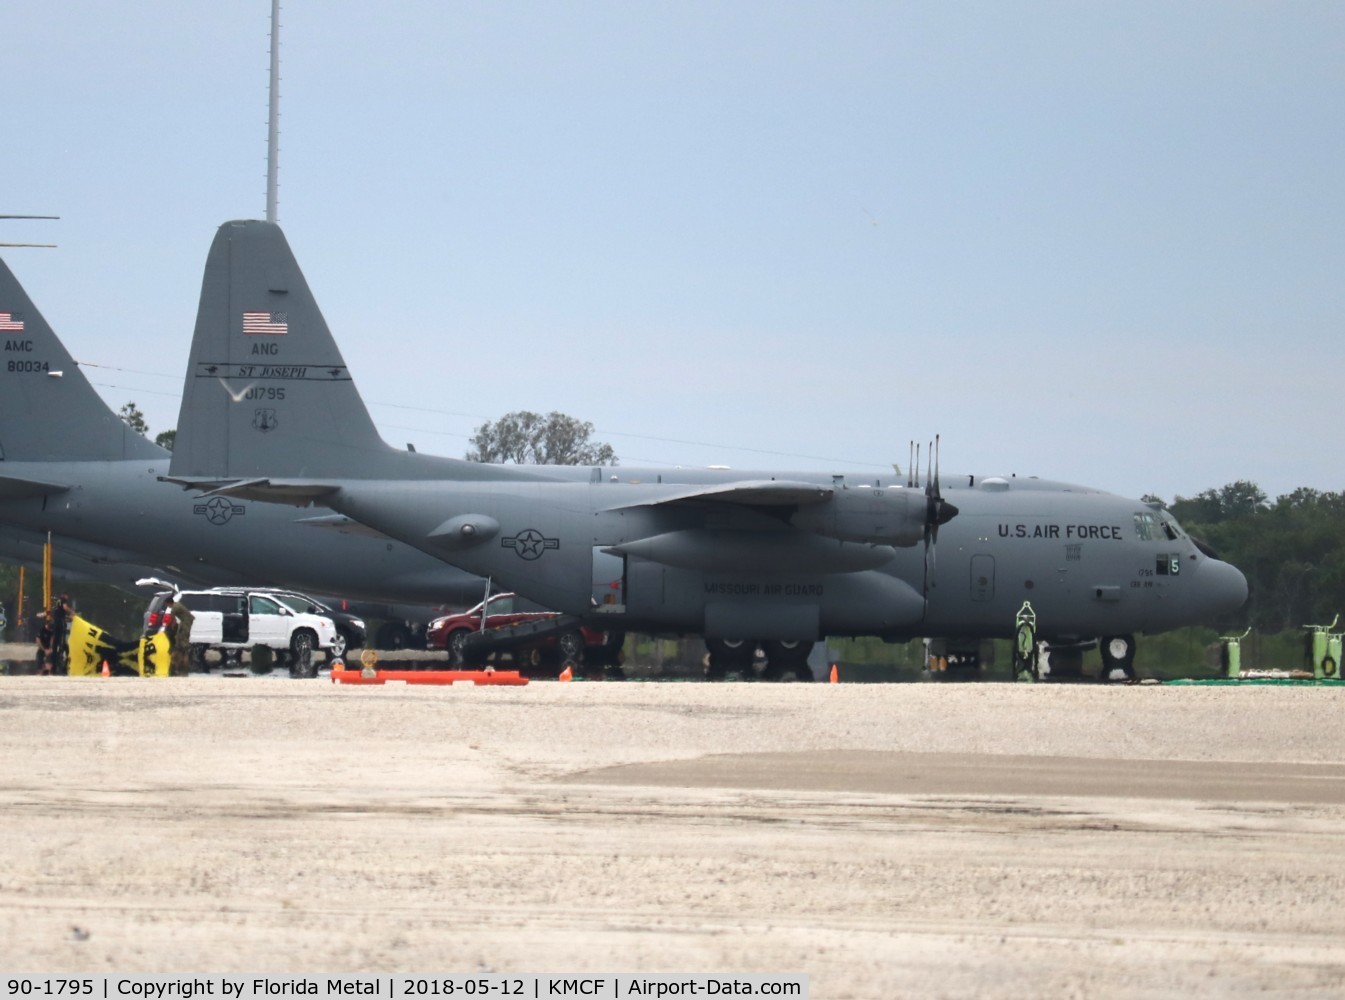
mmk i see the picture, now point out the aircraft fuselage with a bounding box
[320,470,1247,643]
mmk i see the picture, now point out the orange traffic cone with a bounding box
[829,663,839,684]
[101,659,111,678]
[558,664,573,683]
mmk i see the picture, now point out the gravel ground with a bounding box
[2,669,1344,998]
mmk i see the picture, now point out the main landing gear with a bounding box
[703,638,815,681]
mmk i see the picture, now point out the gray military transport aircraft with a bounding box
[0,252,485,644]
[167,220,1249,679]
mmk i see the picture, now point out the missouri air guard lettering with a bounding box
[167,220,1249,680]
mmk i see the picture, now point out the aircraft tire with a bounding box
[762,640,814,681]
[704,638,754,681]
[1099,634,1137,682]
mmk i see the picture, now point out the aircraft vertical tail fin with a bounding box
[170,220,539,487]
[0,256,165,462]
[171,220,418,482]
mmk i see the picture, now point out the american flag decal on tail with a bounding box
[243,310,288,335]
[0,312,24,332]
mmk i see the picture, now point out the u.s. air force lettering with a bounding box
[999,523,1124,540]
[194,496,246,525]
[501,528,559,560]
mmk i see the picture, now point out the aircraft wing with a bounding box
[0,473,72,500]
[604,479,833,511]
[158,476,339,507]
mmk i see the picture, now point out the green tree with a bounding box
[1171,482,1345,633]
[118,401,149,435]
[154,429,176,451]
[466,411,617,466]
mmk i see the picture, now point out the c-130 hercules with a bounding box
[167,220,1248,679]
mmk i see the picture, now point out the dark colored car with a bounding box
[427,592,623,670]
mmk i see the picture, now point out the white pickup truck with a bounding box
[143,587,340,677]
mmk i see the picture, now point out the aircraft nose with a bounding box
[1199,558,1249,616]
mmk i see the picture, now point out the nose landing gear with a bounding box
[1099,634,1137,681]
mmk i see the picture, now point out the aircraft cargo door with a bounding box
[593,547,625,611]
[971,554,995,602]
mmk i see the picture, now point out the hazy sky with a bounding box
[6,1,1342,502]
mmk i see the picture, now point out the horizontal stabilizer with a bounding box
[158,475,339,507]
[605,479,832,512]
[0,473,71,499]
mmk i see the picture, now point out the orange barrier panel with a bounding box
[332,667,528,686]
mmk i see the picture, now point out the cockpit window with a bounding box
[1134,512,1161,541]
[1136,510,1186,543]
[1158,511,1185,540]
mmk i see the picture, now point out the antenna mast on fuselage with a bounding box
[266,0,281,223]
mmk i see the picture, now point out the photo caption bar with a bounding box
[0,977,808,1000]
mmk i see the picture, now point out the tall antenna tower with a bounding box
[266,0,281,223]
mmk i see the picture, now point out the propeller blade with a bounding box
[919,434,959,596]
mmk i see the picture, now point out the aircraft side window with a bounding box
[1134,512,1159,541]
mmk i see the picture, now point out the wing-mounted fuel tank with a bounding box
[788,485,930,546]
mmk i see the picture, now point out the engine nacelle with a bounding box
[609,529,897,574]
[789,486,927,547]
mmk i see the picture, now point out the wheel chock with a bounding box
[332,668,528,686]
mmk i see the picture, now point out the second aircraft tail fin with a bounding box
[0,256,165,463]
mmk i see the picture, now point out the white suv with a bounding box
[144,587,340,678]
